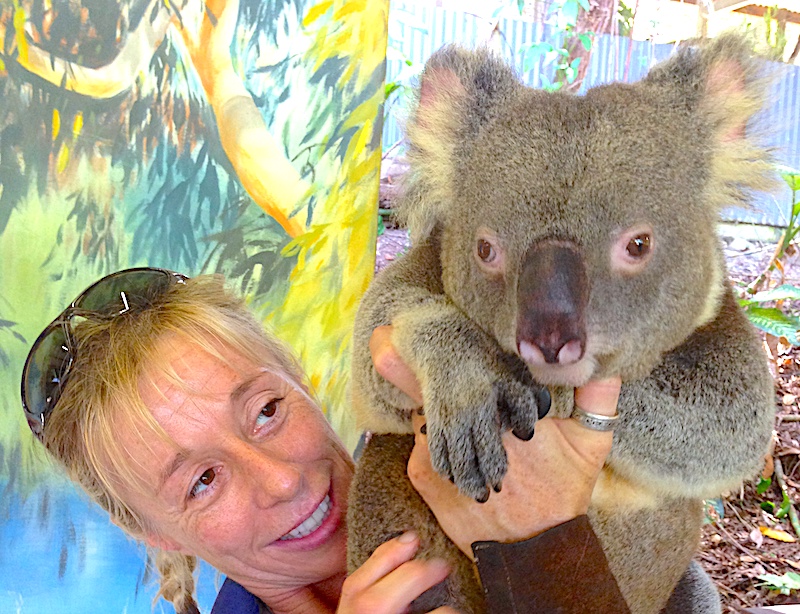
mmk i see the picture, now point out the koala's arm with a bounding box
[608,286,775,500]
[352,229,548,498]
[351,230,448,433]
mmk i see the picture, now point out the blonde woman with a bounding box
[21,268,627,613]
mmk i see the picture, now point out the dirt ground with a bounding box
[376,167,800,610]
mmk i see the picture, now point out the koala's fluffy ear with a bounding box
[643,32,776,208]
[399,46,521,239]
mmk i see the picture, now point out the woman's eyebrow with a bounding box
[158,450,188,495]
[230,373,265,405]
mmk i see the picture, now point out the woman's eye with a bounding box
[256,398,281,427]
[190,468,216,498]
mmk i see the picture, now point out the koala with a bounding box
[347,34,776,614]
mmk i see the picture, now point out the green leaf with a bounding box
[385,82,401,98]
[544,50,560,66]
[748,284,800,303]
[570,57,582,70]
[577,0,591,11]
[524,44,553,72]
[526,42,555,59]
[761,501,777,513]
[579,33,592,50]
[517,0,526,13]
[775,164,800,191]
[744,306,800,344]
[776,491,792,519]
[561,0,579,25]
[757,476,772,495]
[757,572,800,595]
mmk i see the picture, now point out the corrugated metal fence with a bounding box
[384,0,800,226]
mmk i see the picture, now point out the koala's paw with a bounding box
[424,374,550,501]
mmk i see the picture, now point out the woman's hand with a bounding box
[337,531,457,614]
[407,379,620,557]
[370,325,622,558]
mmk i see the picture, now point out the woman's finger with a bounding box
[341,532,451,614]
[573,377,622,418]
[369,325,423,405]
[343,531,420,591]
[557,376,622,466]
[368,557,450,613]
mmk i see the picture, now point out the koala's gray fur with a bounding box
[347,33,776,614]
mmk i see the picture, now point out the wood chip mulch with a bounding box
[701,243,800,613]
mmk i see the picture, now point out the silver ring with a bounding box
[570,406,620,432]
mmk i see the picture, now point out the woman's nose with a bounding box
[237,444,302,505]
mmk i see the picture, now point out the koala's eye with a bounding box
[612,225,654,275]
[477,239,496,262]
[626,234,651,258]
[474,228,504,274]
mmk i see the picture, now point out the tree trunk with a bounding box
[564,0,617,93]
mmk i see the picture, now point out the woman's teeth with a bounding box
[280,494,331,540]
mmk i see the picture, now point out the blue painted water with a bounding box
[0,482,220,613]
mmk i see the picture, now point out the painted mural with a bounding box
[0,0,387,611]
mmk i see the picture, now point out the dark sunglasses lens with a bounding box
[76,269,171,313]
[24,326,71,433]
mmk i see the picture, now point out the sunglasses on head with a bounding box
[21,267,188,441]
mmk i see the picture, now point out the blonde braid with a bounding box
[151,548,200,614]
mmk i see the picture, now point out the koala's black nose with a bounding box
[516,241,588,366]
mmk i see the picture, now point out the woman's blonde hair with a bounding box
[42,273,306,613]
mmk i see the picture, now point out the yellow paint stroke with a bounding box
[56,143,69,173]
[52,109,60,141]
[13,2,28,65]
[334,0,366,20]
[208,0,385,451]
[73,112,83,138]
[303,0,333,27]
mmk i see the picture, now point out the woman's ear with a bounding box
[142,531,187,553]
[111,516,186,553]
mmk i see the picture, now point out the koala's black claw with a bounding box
[416,407,425,416]
[419,424,427,435]
[537,388,551,419]
[492,482,502,493]
[512,426,535,441]
[475,488,490,503]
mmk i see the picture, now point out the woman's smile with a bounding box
[273,487,342,551]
